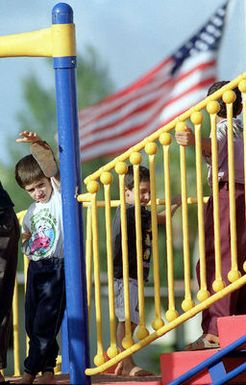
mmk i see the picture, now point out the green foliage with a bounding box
[2,46,115,270]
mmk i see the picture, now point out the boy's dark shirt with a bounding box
[0,181,14,209]
[113,204,152,281]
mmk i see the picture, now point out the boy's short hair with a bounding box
[125,165,150,190]
[15,154,45,189]
[207,80,242,118]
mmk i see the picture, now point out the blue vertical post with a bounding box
[52,4,90,385]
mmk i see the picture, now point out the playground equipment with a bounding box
[0,4,90,385]
[78,77,246,382]
[1,3,246,385]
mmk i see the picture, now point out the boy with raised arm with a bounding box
[15,131,65,384]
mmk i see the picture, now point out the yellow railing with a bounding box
[11,74,246,377]
[78,74,246,375]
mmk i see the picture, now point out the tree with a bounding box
[3,46,115,213]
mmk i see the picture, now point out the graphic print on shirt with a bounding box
[25,208,57,258]
[143,227,152,279]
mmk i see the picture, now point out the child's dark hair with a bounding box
[15,155,45,189]
[125,165,150,190]
[207,80,242,118]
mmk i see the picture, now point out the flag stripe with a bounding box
[80,76,216,158]
[80,57,217,147]
[80,57,216,142]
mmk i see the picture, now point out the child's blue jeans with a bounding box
[24,257,66,375]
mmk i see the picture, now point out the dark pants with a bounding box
[0,208,20,370]
[197,183,246,336]
[24,258,66,375]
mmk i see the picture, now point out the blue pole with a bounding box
[61,310,69,373]
[52,4,90,385]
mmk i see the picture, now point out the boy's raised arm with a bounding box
[16,131,60,184]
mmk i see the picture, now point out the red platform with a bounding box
[160,315,246,384]
[217,314,246,349]
[160,349,246,384]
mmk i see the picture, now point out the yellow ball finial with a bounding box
[136,325,149,340]
[87,180,99,193]
[239,80,246,93]
[130,152,142,165]
[228,270,241,283]
[100,172,113,185]
[145,142,157,155]
[166,309,179,322]
[107,346,119,358]
[191,111,203,125]
[94,353,105,366]
[197,289,210,302]
[181,298,194,312]
[222,90,236,104]
[151,318,164,330]
[207,101,220,115]
[159,133,172,145]
[175,121,187,132]
[122,336,134,349]
[115,162,128,175]
[212,279,226,292]
[244,261,246,272]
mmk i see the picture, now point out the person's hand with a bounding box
[175,127,195,146]
[172,194,181,207]
[22,231,31,244]
[16,131,42,143]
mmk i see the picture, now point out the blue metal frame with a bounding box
[52,4,90,385]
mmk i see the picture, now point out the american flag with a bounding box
[79,2,228,162]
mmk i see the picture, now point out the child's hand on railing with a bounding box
[171,194,181,207]
[170,194,181,216]
[175,127,195,146]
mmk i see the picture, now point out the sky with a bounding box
[0,0,245,165]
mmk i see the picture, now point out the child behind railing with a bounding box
[175,81,246,350]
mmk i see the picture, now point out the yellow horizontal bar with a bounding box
[77,195,209,207]
[0,24,75,58]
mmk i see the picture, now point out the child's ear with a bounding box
[125,187,131,198]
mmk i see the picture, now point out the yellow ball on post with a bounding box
[206,100,220,115]
[87,180,99,194]
[227,270,241,283]
[145,142,157,155]
[159,133,172,146]
[222,90,236,104]
[175,121,187,132]
[238,79,246,93]
[100,171,113,185]
[191,111,203,125]
[94,353,105,367]
[130,152,142,165]
[115,162,128,175]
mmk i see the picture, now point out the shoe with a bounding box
[185,336,220,351]
[122,366,154,376]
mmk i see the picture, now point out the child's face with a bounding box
[24,177,53,203]
[125,181,150,206]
